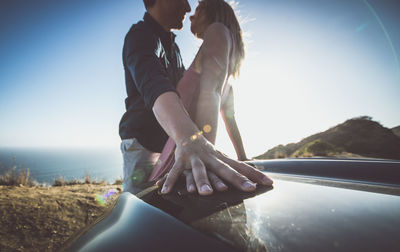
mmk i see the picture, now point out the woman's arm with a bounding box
[221,86,248,161]
[194,23,231,144]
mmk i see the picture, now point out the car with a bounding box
[62,158,400,252]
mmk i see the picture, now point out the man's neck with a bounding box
[147,9,170,32]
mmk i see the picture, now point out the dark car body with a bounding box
[63,158,400,252]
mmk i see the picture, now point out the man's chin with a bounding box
[171,23,184,31]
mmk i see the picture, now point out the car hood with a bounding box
[64,159,400,252]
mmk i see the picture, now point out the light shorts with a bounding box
[120,138,160,194]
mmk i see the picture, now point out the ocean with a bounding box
[0,147,123,185]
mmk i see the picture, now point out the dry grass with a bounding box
[112,178,122,185]
[0,163,36,187]
[0,161,122,187]
[0,157,126,251]
[0,161,124,251]
[0,184,122,252]
[52,175,106,187]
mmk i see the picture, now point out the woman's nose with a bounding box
[189,15,194,22]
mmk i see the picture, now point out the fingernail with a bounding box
[188,184,196,192]
[262,176,273,185]
[217,182,227,189]
[161,185,168,194]
[201,184,212,192]
[242,181,256,189]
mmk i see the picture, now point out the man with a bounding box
[119,0,272,195]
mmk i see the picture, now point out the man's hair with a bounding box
[143,0,156,9]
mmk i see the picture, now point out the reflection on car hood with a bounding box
[212,174,400,251]
[64,159,400,252]
[145,159,400,251]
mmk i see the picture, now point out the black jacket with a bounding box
[119,13,185,152]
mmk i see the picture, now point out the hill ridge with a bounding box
[392,126,400,137]
[255,116,400,160]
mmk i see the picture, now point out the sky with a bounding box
[0,0,399,158]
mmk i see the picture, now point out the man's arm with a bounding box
[125,26,178,110]
[152,91,200,145]
[154,24,273,195]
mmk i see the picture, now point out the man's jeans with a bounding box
[121,138,160,194]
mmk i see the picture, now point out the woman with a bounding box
[189,0,248,162]
[150,0,251,194]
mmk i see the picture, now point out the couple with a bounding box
[119,0,273,196]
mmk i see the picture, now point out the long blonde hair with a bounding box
[198,0,245,77]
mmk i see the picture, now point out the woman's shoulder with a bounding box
[192,23,234,73]
[203,22,231,41]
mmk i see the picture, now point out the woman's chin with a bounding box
[193,32,203,39]
[190,26,196,35]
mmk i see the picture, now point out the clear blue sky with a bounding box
[1,0,399,157]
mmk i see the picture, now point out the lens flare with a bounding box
[362,0,399,77]
[356,22,368,32]
[203,124,212,133]
[225,110,234,119]
[104,190,116,198]
[132,169,145,184]
[95,189,118,207]
[190,131,203,141]
[95,195,105,206]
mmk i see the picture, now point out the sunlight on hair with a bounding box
[229,0,255,26]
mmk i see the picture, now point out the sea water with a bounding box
[0,147,123,185]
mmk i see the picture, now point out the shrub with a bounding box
[306,139,336,156]
[113,177,123,185]
[84,173,91,184]
[0,162,36,187]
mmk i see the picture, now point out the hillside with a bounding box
[392,126,400,137]
[0,184,121,252]
[255,116,400,160]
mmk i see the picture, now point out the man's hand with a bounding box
[156,169,229,194]
[157,134,273,195]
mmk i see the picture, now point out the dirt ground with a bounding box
[0,184,122,252]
